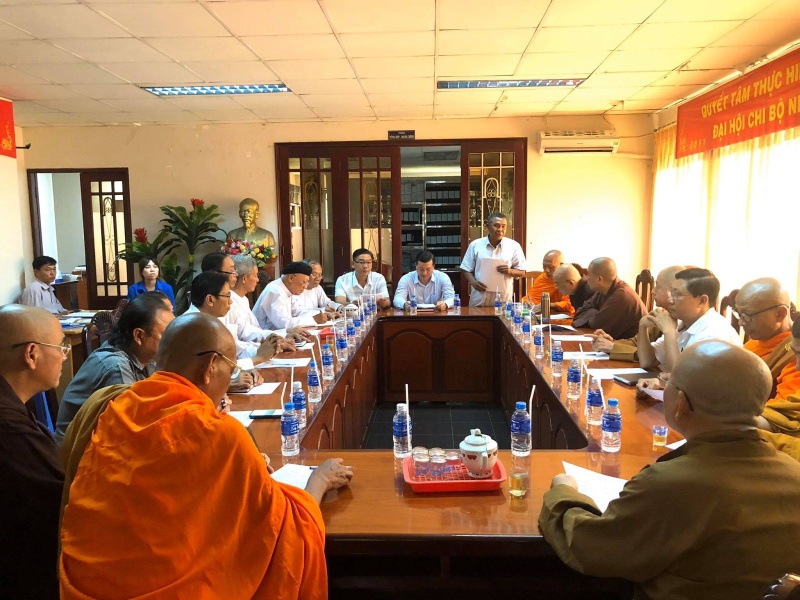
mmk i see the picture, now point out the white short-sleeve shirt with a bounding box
[392,270,455,308]
[651,308,743,365]
[459,236,527,307]
[334,271,389,303]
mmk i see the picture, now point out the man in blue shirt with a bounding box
[393,250,455,311]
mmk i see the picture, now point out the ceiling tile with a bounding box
[493,102,555,115]
[628,85,703,101]
[283,78,363,95]
[268,58,355,80]
[0,22,32,40]
[580,71,662,88]
[541,0,664,26]
[64,83,154,99]
[438,29,533,55]
[325,0,434,33]
[437,55,519,77]
[648,0,774,23]
[686,45,775,70]
[35,97,123,112]
[434,103,495,116]
[499,86,573,102]
[52,38,170,63]
[183,61,279,83]
[0,66,48,86]
[374,105,433,118]
[619,21,743,50]
[600,48,700,72]
[436,89,503,104]
[147,37,256,62]
[93,3,230,37]
[0,5,129,38]
[313,105,375,118]
[753,0,800,20]
[360,77,433,93]
[249,106,319,120]
[131,110,204,124]
[710,18,800,47]
[69,112,139,124]
[528,25,637,53]
[340,32,434,58]
[188,109,262,123]
[160,95,248,111]
[22,62,125,84]
[439,0,549,29]
[0,83,84,100]
[650,69,733,86]
[245,35,344,61]
[302,93,370,108]
[368,92,433,106]
[0,40,82,64]
[12,100,60,114]
[208,1,331,36]
[99,61,202,84]
[610,99,665,111]
[231,93,309,110]
[564,86,640,102]
[550,100,614,113]
[518,51,610,75]
[16,112,99,124]
[101,97,186,112]
[353,56,433,78]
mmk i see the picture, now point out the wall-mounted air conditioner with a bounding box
[536,130,620,155]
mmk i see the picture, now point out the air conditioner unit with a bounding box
[536,130,620,155]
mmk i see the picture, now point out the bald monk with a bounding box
[60,313,353,599]
[0,305,67,600]
[572,257,646,339]
[522,250,572,313]
[540,340,800,599]
[590,265,684,361]
[552,263,592,315]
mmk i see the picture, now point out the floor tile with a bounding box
[411,420,452,435]
[411,433,455,449]
[451,409,492,423]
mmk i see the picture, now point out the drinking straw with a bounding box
[405,383,411,450]
[311,342,319,371]
[279,381,287,406]
[528,384,536,415]
[290,366,295,393]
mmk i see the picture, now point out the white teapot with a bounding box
[459,428,498,479]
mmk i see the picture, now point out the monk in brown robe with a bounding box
[522,249,573,313]
[60,313,352,599]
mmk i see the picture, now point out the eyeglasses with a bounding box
[214,292,232,299]
[310,272,323,280]
[354,260,373,266]
[732,304,788,323]
[11,339,71,357]
[196,350,241,379]
[665,380,694,411]
[785,341,800,358]
[669,290,690,300]
[218,270,238,278]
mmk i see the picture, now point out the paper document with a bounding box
[417,303,436,310]
[551,334,594,343]
[69,311,98,318]
[257,357,312,368]
[228,382,281,395]
[562,462,628,513]
[587,368,648,380]
[666,439,686,450]
[549,313,572,320]
[237,357,255,371]
[478,257,508,296]
[641,387,664,402]
[271,464,315,489]
[296,313,320,328]
[228,411,253,428]
[563,351,609,361]
[549,324,576,332]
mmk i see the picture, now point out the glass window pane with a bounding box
[348,157,359,170]
[101,181,112,193]
[96,286,105,297]
[379,156,391,169]
[483,152,500,167]
[468,153,481,167]
[91,181,99,193]
[362,156,377,169]
[320,158,332,169]
[289,157,300,169]
[114,180,123,193]
[501,152,514,166]
[320,172,334,282]
[301,158,317,170]
[303,172,321,263]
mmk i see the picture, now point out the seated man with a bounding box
[19,255,66,315]
[60,313,353,599]
[298,259,340,320]
[522,250,571,313]
[591,266,683,362]
[572,257,646,339]
[539,340,800,599]
[255,262,328,331]
[460,212,527,307]
[55,292,174,442]
[552,263,593,317]
[334,248,391,308]
[393,250,455,311]
[637,268,741,373]
[0,305,68,600]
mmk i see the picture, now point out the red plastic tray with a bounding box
[402,455,507,493]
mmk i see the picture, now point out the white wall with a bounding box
[51,172,85,273]
[36,173,59,261]
[20,114,654,284]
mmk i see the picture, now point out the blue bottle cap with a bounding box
[322,344,330,349]
[516,401,526,410]
[284,402,295,411]
[608,398,619,407]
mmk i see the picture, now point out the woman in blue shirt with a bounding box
[127,257,176,312]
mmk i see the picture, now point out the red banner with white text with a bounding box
[676,46,800,159]
[0,99,15,159]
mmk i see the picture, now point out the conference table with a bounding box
[236,307,679,599]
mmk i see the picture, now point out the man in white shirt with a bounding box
[393,250,455,311]
[19,256,66,315]
[637,267,742,374]
[297,260,340,322]
[334,249,391,308]
[254,262,327,331]
[459,212,527,307]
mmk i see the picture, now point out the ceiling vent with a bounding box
[536,130,620,155]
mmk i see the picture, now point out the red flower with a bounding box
[134,227,148,243]
[190,198,204,208]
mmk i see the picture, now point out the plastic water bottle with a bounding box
[513,310,523,338]
[504,298,513,321]
[280,402,299,457]
[307,360,322,403]
[601,398,622,453]
[353,314,363,341]
[321,344,335,382]
[510,401,532,457]
[567,359,581,400]
[522,315,532,344]
[551,340,564,378]
[393,403,412,458]
[453,294,461,315]
[586,376,604,426]
[409,293,418,316]
[494,291,502,315]
[346,319,356,351]
[533,326,544,359]
[335,334,349,364]
[291,381,307,429]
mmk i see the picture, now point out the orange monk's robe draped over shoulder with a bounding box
[522,273,573,315]
[763,360,800,437]
[744,331,793,386]
[60,372,327,600]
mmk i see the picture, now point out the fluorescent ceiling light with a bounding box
[438,79,584,89]
[142,84,290,96]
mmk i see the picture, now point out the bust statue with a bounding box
[227,198,275,248]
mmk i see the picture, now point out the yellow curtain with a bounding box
[651,124,800,304]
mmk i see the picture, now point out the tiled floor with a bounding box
[364,402,510,450]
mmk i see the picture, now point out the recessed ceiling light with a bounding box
[142,84,291,96]
[438,79,584,89]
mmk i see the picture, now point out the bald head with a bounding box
[671,340,771,421]
[654,265,685,309]
[587,258,617,294]
[0,304,60,352]
[541,250,564,280]
[735,277,792,341]
[553,263,581,296]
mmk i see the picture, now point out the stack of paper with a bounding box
[562,462,628,513]
[271,464,315,489]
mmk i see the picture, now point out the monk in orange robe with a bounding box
[60,313,353,600]
[522,249,574,314]
[759,317,800,445]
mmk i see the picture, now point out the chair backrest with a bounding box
[719,288,747,341]
[517,270,543,302]
[112,298,128,324]
[635,269,655,312]
[763,573,800,599]
[82,310,115,356]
